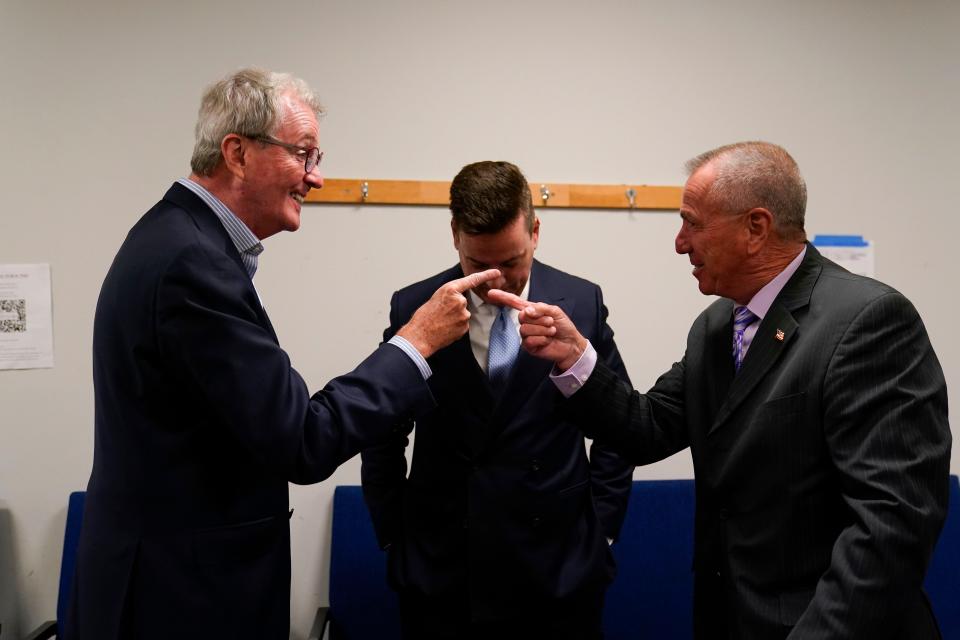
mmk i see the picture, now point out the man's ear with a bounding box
[220,134,247,179]
[451,219,461,250]
[745,208,773,255]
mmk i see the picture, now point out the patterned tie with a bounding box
[732,305,758,372]
[488,305,520,392]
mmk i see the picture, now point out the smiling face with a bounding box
[453,213,539,303]
[675,162,751,300]
[239,93,324,239]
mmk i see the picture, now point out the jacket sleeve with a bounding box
[156,243,435,486]
[567,355,691,467]
[788,292,951,638]
[360,289,414,549]
[585,285,637,541]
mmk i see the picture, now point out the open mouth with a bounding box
[291,192,305,205]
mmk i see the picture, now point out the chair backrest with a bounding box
[604,479,695,639]
[328,486,400,639]
[56,491,86,631]
[925,475,960,639]
[327,477,958,640]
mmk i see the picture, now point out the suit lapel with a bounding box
[708,245,822,436]
[164,183,279,343]
[421,266,494,454]
[477,261,562,451]
[440,263,492,397]
[710,305,798,434]
[436,331,494,456]
[436,331,489,397]
[703,304,736,420]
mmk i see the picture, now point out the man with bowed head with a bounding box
[66,68,499,639]
[362,160,634,640]
[490,141,951,639]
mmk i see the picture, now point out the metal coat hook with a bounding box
[360,181,369,202]
[625,187,637,209]
[540,184,551,205]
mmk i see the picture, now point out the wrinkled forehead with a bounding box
[275,93,320,142]
[681,163,718,211]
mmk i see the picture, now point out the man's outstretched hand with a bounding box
[397,269,502,359]
[485,288,588,372]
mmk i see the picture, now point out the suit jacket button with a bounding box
[531,516,541,528]
[530,459,540,472]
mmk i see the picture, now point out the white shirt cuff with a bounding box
[549,341,597,397]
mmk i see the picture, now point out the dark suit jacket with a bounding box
[360,260,634,623]
[567,244,951,639]
[66,183,435,640]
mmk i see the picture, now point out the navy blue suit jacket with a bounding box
[361,260,634,623]
[67,183,435,639]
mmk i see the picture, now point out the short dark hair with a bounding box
[450,161,535,235]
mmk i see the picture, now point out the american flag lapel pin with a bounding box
[775,329,785,341]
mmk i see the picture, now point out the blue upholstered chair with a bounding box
[316,485,400,639]
[604,479,695,639]
[926,475,960,638]
[321,478,960,639]
[23,491,85,640]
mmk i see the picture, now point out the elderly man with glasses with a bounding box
[66,68,498,640]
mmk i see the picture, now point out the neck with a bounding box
[733,239,805,304]
[189,172,263,239]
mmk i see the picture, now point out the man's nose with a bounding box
[675,230,688,255]
[305,166,324,189]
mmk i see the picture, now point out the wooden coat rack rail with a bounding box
[306,179,682,210]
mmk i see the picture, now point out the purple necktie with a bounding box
[732,305,758,372]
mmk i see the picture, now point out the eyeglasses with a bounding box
[251,135,323,173]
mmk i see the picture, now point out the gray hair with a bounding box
[190,68,325,176]
[685,141,807,242]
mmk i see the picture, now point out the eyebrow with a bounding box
[288,128,318,146]
[467,252,524,266]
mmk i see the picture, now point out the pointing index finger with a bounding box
[485,288,526,311]
[449,268,501,294]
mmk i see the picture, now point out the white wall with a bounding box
[1,0,957,637]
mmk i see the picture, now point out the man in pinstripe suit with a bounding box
[490,141,951,639]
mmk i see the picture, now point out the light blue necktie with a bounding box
[732,305,758,372]
[488,305,520,392]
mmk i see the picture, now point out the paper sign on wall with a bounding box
[0,263,54,370]
[812,235,875,278]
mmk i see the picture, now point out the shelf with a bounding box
[305,179,681,210]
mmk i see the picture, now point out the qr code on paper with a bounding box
[0,299,26,332]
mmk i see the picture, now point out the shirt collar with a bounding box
[177,177,264,265]
[744,245,806,320]
[467,275,531,314]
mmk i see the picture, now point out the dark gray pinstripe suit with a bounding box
[566,244,951,639]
